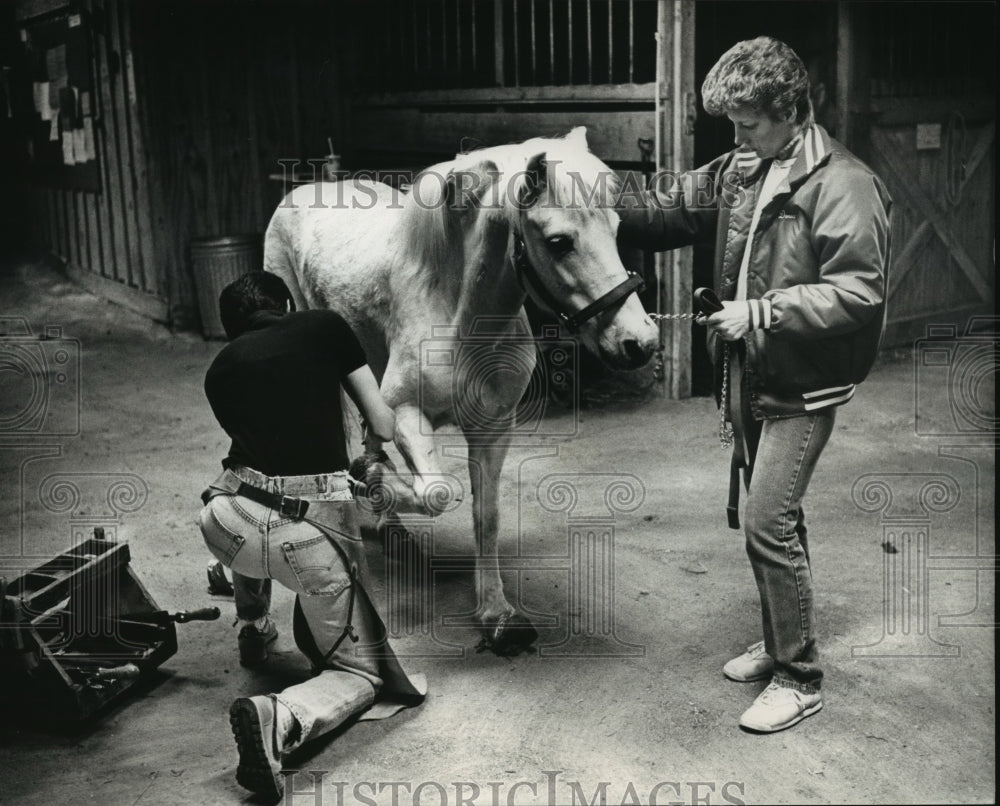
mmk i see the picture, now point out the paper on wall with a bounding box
[72,127,87,163]
[34,81,53,120]
[82,117,96,161]
[62,130,76,165]
[49,116,59,141]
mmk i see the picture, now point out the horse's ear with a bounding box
[521,152,548,206]
[445,159,498,210]
[566,126,589,149]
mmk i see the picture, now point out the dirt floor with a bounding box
[0,258,995,806]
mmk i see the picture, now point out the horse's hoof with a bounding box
[476,612,538,657]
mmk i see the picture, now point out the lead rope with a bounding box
[649,311,734,448]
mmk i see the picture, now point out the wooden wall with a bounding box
[9,0,347,330]
[839,2,996,347]
[129,0,345,330]
[16,0,165,321]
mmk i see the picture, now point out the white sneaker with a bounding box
[723,640,774,682]
[739,680,823,732]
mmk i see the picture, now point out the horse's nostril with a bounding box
[623,339,650,368]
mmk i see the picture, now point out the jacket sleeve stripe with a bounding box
[747,300,771,331]
[802,383,855,399]
[803,386,856,410]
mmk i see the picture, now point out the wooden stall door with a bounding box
[342,0,696,397]
[839,3,996,347]
[871,113,995,345]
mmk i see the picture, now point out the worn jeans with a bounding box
[744,409,836,692]
[233,573,271,622]
[199,469,381,751]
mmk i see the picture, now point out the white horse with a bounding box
[264,127,657,654]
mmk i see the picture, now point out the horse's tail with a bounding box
[263,199,309,311]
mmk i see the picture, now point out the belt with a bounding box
[228,464,351,497]
[234,482,310,520]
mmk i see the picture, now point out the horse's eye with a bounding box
[545,235,573,257]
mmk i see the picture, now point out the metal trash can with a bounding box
[189,234,262,339]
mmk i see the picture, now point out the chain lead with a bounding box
[649,312,700,322]
[651,311,734,448]
[719,345,734,448]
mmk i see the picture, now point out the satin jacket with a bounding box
[618,124,892,419]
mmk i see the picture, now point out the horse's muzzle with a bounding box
[600,335,656,370]
[622,338,654,369]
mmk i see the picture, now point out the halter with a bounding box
[512,232,645,333]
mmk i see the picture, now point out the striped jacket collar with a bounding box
[729,124,832,187]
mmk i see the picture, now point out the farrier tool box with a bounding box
[0,528,218,721]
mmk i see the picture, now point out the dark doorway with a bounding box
[689,2,838,395]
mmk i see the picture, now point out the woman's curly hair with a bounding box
[702,37,813,125]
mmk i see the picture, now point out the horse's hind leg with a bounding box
[263,214,309,311]
[467,432,539,656]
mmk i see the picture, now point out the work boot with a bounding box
[238,618,278,667]
[229,695,298,799]
[206,559,234,596]
[739,680,823,733]
[723,640,774,682]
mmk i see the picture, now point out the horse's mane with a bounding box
[455,129,621,231]
[396,128,620,285]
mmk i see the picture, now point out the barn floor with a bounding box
[0,258,994,806]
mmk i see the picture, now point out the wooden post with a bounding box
[836,1,872,162]
[655,0,695,399]
[494,0,504,87]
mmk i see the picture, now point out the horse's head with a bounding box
[513,128,658,370]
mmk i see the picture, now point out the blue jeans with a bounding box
[199,469,381,750]
[744,410,836,692]
[233,573,271,622]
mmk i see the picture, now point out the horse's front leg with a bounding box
[392,403,465,514]
[467,431,539,656]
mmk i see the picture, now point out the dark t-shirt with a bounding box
[204,309,367,476]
